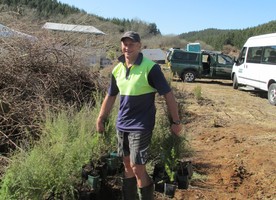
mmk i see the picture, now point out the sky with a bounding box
[58,0,276,35]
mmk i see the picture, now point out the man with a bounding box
[96,31,182,200]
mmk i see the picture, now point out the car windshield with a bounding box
[218,54,234,64]
[223,55,234,63]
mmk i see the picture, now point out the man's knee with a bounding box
[123,156,133,174]
[131,163,146,177]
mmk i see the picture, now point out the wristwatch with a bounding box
[172,120,181,125]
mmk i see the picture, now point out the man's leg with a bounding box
[122,156,137,200]
[117,131,138,200]
[132,164,154,200]
[128,131,154,200]
[122,176,137,200]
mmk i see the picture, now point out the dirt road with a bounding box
[171,79,276,200]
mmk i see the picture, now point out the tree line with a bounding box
[0,0,82,17]
[179,20,276,49]
[1,0,276,50]
[0,0,161,37]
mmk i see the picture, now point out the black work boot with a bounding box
[138,183,154,200]
[122,176,137,200]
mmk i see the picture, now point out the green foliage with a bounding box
[0,81,190,199]
[150,97,188,166]
[107,50,117,61]
[179,20,276,50]
[164,147,177,182]
[0,0,82,17]
[0,93,117,200]
[193,85,202,100]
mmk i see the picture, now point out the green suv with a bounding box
[167,48,234,82]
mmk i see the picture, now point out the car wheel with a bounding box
[233,74,239,89]
[182,71,196,82]
[268,83,276,106]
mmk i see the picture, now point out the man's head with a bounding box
[121,31,141,43]
[121,31,141,62]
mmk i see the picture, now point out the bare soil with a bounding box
[162,79,276,200]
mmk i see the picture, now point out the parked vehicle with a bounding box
[167,48,234,82]
[231,33,276,106]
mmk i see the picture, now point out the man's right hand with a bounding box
[96,117,105,133]
[171,123,182,136]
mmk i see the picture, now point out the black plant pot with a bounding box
[95,162,108,180]
[152,163,169,192]
[164,182,177,198]
[81,163,93,180]
[154,178,165,193]
[78,191,93,200]
[177,160,193,179]
[177,174,189,189]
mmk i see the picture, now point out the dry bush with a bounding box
[143,35,189,50]
[222,44,240,58]
[0,35,108,154]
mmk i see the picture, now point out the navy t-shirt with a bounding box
[108,54,171,132]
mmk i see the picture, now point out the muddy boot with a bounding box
[122,177,137,200]
[138,183,154,200]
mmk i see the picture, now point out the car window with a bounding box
[218,54,233,65]
[172,51,198,62]
[166,50,172,61]
[236,47,247,65]
[202,54,209,62]
[263,46,276,64]
[217,55,226,64]
[247,47,263,63]
[222,55,234,64]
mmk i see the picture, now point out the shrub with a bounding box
[193,85,202,100]
[0,94,117,200]
[0,36,108,155]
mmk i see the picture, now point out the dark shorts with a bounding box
[116,130,153,165]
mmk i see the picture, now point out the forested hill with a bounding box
[1,0,276,50]
[179,20,276,49]
[0,0,85,16]
[0,0,161,36]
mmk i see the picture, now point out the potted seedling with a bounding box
[152,162,167,193]
[163,147,178,198]
[105,151,120,175]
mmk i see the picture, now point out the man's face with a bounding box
[121,38,141,61]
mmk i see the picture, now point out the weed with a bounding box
[193,85,202,100]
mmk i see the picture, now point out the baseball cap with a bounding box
[121,31,141,42]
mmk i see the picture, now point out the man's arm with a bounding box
[96,94,117,133]
[163,91,182,136]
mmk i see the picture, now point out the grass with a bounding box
[193,85,202,100]
[0,93,117,200]
[0,88,191,199]
[190,171,208,183]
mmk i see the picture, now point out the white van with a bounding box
[231,33,276,105]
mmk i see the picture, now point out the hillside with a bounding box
[1,0,276,52]
[179,20,276,49]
